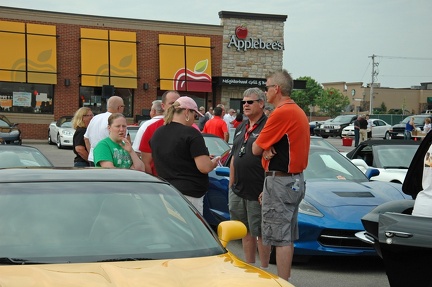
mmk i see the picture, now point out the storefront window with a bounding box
[0,82,53,114]
[79,86,133,117]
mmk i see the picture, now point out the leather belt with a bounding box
[265,171,299,177]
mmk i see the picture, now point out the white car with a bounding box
[341,118,391,139]
[48,116,75,149]
[345,140,420,184]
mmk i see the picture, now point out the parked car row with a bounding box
[341,118,392,139]
[314,115,357,138]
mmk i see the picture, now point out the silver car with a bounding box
[48,116,75,149]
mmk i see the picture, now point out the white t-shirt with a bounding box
[132,115,164,152]
[412,146,432,217]
[223,114,235,128]
[84,112,112,162]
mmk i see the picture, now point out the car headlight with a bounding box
[62,130,74,136]
[299,199,323,217]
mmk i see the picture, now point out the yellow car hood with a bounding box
[0,252,292,287]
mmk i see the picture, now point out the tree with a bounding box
[315,87,350,118]
[290,76,323,114]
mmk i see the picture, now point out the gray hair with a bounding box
[267,69,293,97]
[243,87,266,102]
[151,100,164,115]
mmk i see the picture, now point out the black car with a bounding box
[356,132,432,287]
[0,114,21,145]
[388,114,431,139]
[318,115,357,138]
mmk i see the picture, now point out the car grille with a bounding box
[319,229,374,249]
[392,127,405,133]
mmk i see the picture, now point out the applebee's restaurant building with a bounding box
[0,7,287,140]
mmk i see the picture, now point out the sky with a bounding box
[1,0,431,88]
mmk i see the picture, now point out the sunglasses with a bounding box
[264,85,277,92]
[241,100,260,105]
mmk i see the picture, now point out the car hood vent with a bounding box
[332,191,374,198]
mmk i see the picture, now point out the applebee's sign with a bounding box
[227,25,284,52]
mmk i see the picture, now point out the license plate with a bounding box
[325,129,330,132]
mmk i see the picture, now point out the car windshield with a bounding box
[305,148,368,182]
[310,137,339,152]
[332,115,354,123]
[0,148,52,168]
[0,119,10,127]
[0,182,223,263]
[60,121,72,128]
[203,135,231,164]
[373,145,418,169]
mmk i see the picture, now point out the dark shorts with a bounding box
[228,188,263,237]
[261,173,305,246]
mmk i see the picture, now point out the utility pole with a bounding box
[369,54,379,114]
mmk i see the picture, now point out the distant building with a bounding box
[322,81,432,115]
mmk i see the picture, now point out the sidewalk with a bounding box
[22,139,48,145]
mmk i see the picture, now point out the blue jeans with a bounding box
[404,130,412,140]
[74,161,90,167]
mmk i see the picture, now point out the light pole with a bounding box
[369,54,379,115]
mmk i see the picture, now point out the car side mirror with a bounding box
[365,168,380,180]
[215,166,230,176]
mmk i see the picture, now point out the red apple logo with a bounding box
[235,25,248,39]
[173,59,212,92]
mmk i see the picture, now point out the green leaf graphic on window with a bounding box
[194,59,208,73]
[38,49,52,62]
[119,55,132,67]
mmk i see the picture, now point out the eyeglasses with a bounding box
[241,100,260,105]
[119,105,125,108]
[83,114,94,117]
[264,85,277,92]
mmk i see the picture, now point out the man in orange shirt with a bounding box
[252,69,310,282]
[202,106,229,142]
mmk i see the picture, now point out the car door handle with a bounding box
[385,231,413,238]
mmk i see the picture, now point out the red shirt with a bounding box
[202,116,228,140]
[255,100,310,173]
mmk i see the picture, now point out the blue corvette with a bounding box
[204,144,411,259]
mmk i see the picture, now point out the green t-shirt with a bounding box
[93,137,132,169]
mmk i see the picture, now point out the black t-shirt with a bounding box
[73,127,87,163]
[359,118,368,129]
[231,113,267,201]
[150,122,210,198]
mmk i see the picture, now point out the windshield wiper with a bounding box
[97,257,154,262]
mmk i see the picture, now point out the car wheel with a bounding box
[57,134,62,149]
[48,130,53,144]
[385,132,391,140]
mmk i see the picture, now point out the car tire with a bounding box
[48,130,54,144]
[321,135,329,138]
[385,132,391,140]
[57,134,62,149]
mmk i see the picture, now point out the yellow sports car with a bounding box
[0,168,293,287]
